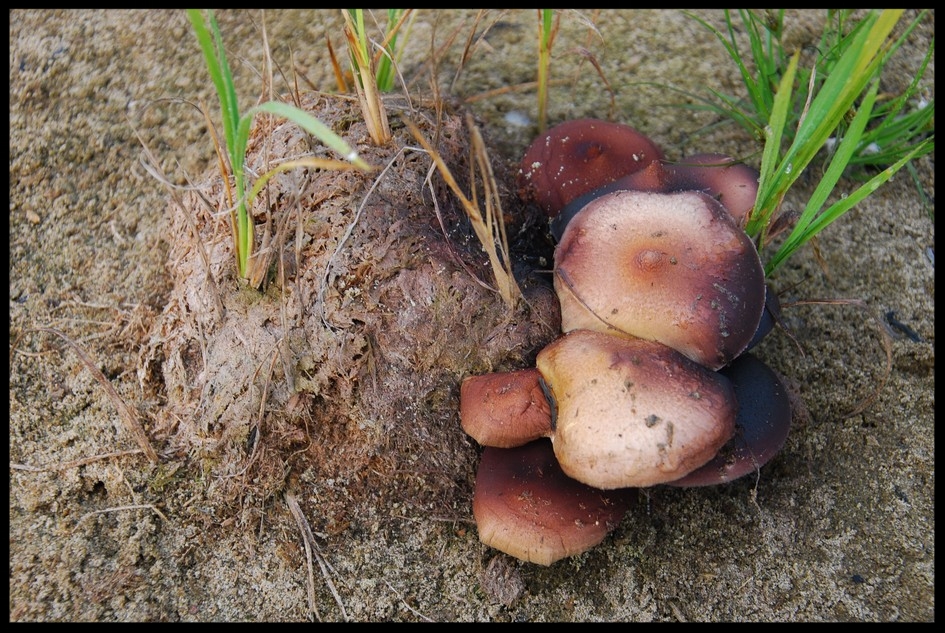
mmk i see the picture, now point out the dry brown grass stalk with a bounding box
[341,11,392,146]
[285,491,348,622]
[402,114,521,309]
[32,327,159,463]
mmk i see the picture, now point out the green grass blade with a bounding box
[374,9,403,92]
[793,79,882,241]
[734,9,779,118]
[789,10,901,161]
[188,8,251,276]
[248,101,372,171]
[748,50,798,239]
[750,10,906,243]
[187,10,240,158]
[765,137,932,274]
[207,12,241,151]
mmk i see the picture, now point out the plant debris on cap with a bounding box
[537,329,738,489]
[472,440,636,566]
[554,189,766,370]
[517,118,664,217]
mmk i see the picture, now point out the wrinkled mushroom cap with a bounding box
[517,118,664,217]
[554,189,766,370]
[460,368,553,448]
[667,353,792,487]
[473,440,635,565]
[537,329,738,489]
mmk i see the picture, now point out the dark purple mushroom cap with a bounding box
[460,368,553,448]
[554,189,766,370]
[473,440,636,565]
[666,353,792,487]
[517,118,664,217]
[745,285,782,351]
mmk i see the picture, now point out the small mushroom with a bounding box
[666,353,792,487]
[460,368,552,448]
[537,329,738,489]
[550,153,760,240]
[473,440,636,566]
[554,189,766,370]
[517,118,664,217]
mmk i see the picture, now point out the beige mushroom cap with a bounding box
[537,329,738,489]
[554,189,765,370]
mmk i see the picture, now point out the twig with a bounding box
[10,449,145,472]
[73,503,169,531]
[403,115,521,309]
[384,580,434,622]
[31,327,159,463]
[284,491,348,622]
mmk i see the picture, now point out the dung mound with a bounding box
[144,92,560,533]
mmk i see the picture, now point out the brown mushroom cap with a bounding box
[473,440,636,565]
[549,153,760,241]
[662,153,760,226]
[666,353,792,487]
[554,189,766,370]
[517,118,664,217]
[536,329,738,489]
[460,368,553,448]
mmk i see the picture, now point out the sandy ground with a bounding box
[9,9,934,621]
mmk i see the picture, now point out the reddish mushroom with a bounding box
[554,189,766,370]
[550,153,761,240]
[517,118,664,217]
[473,440,636,565]
[660,153,761,226]
[460,368,552,448]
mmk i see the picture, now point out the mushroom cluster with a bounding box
[460,118,792,565]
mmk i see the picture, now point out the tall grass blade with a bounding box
[188,9,373,282]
